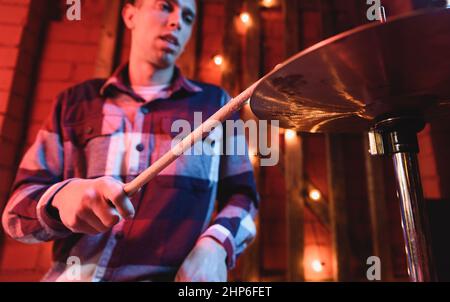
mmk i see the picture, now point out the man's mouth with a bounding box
[160,34,180,47]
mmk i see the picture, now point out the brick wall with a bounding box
[26,0,104,147]
[0,0,106,281]
[0,0,52,281]
[0,0,43,213]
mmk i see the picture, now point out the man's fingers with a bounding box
[107,194,134,219]
[100,177,135,219]
[78,210,109,233]
[71,217,102,235]
[92,202,121,228]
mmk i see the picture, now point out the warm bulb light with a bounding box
[213,55,224,66]
[311,260,323,273]
[248,147,258,165]
[285,129,297,141]
[309,189,321,201]
[248,146,258,157]
[240,12,251,25]
[260,0,277,8]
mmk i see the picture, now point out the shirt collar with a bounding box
[100,62,202,102]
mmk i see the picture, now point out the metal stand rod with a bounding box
[392,152,433,282]
[369,115,435,282]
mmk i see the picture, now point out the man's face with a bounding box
[126,0,197,68]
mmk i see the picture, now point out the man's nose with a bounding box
[168,9,182,31]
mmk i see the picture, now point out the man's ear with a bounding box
[122,4,137,30]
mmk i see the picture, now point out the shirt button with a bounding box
[136,143,145,152]
[115,232,124,240]
[140,107,149,115]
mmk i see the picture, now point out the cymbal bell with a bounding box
[250,9,450,133]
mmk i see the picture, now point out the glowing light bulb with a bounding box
[261,0,274,7]
[285,129,296,141]
[309,189,321,201]
[240,12,251,25]
[213,55,224,66]
[248,146,259,164]
[311,260,323,273]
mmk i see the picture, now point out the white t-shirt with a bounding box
[132,84,169,103]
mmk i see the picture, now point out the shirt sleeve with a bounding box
[1,92,75,244]
[199,90,260,269]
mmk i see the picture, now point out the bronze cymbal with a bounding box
[250,9,450,133]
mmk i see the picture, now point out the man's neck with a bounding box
[128,57,174,87]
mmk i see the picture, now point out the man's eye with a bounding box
[184,16,193,25]
[183,13,194,25]
[157,1,172,11]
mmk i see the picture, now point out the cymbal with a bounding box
[250,9,450,133]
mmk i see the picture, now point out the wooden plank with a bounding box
[326,134,351,281]
[304,183,330,230]
[327,133,376,281]
[282,0,305,282]
[233,155,261,281]
[223,0,263,281]
[283,0,301,56]
[241,0,261,223]
[93,0,122,78]
[193,0,204,79]
[319,0,338,38]
[221,0,242,96]
[284,132,305,281]
[363,138,395,281]
[242,0,262,88]
[177,0,203,79]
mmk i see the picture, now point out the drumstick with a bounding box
[123,79,261,197]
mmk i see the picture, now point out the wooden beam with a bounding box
[242,0,262,87]
[232,0,263,281]
[282,0,305,282]
[282,0,301,56]
[319,0,338,38]
[305,200,329,230]
[222,0,242,96]
[284,133,305,281]
[364,138,395,281]
[234,152,261,281]
[177,0,203,79]
[94,0,122,78]
[304,181,330,229]
[326,134,352,281]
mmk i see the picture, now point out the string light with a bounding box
[260,0,279,8]
[239,12,251,26]
[309,189,321,201]
[213,54,224,66]
[248,146,259,165]
[285,129,297,141]
[311,260,324,273]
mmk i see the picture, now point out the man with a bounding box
[2,0,258,282]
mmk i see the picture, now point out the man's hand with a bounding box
[175,237,228,282]
[52,176,135,235]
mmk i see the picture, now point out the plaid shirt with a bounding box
[2,64,259,282]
